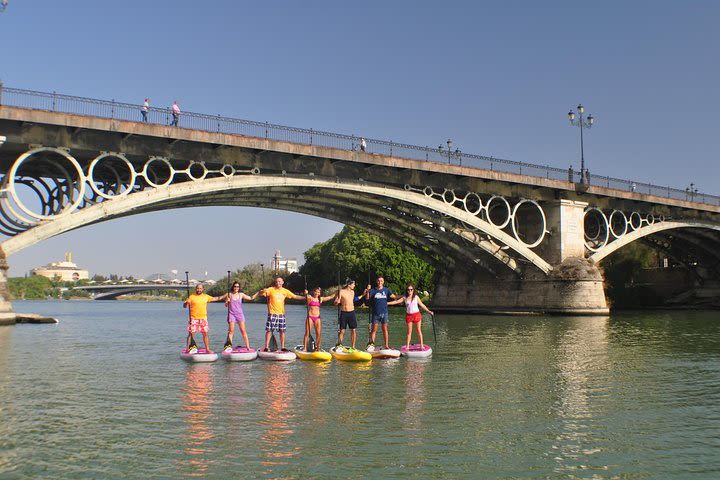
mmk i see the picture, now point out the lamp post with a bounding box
[568,104,594,184]
[686,183,698,201]
[438,139,462,165]
[0,0,8,13]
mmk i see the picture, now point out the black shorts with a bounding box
[338,311,357,330]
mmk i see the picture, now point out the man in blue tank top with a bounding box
[364,276,397,349]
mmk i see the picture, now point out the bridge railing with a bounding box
[1,85,718,206]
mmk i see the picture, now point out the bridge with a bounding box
[0,85,719,323]
[73,283,191,300]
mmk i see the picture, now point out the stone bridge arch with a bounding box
[0,174,555,277]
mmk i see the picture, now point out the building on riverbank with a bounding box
[31,252,89,282]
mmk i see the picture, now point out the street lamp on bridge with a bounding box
[438,139,462,165]
[568,104,594,184]
[686,183,698,201]
[0,0,8,13]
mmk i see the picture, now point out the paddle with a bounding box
[224,270,232,350]
[185,271,198,351]
[431,313,437,345]
[367,270,372,345]
[269,332,278,352]
[336,271,341,345]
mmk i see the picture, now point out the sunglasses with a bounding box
[407,288,414,291]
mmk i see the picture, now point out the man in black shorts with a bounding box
[334,279,359,349]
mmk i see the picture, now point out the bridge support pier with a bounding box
[0,247,16,325]
[433,257,609,315]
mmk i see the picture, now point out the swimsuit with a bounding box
[308,298,321,323]
[227,294,245,324]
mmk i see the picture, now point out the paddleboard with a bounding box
[294,346,332,362]
[221,346,258,361]
[367,345,401,359]
[180,348,219,363]
[400,344,432,358]
[257,348,296,361]
[331,346,372,362]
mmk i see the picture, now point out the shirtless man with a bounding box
[334,279,360,349]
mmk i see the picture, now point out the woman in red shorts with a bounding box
[388,284,433,349]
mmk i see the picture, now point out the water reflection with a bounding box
[403,359,428,438]
[181,365,215,478]
[552,316,610,476]
[258,364,298,477]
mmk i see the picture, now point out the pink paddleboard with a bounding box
[400,344,432,358]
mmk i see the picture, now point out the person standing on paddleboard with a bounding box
[303,287,337,352]
[225,282,259,350]
[183,283,225,352]
[364,276,397,349]
[387,284,433,349]
[259,277,305,352]
[335,279,362,350]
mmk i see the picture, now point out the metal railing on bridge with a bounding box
[1,84,718,206]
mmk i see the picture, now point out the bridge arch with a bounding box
[589,220,720,264]
[0,175,554,275]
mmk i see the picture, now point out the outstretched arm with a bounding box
[240,292,255,301]
[320,294,336,303]
[387,296,405,306]
[417,297,433,315]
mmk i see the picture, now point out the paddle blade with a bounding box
[308,333,316,352]
[223,335,232,350]
[269,333,278,351]
[188,335,198,349]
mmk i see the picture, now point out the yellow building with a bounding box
[31,252,89,282]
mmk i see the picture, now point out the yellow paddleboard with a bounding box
[294,346,332,361]
[331,346,372,362]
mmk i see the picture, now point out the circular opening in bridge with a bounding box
[87,153,136,200]
[486,196,511,229]
[629,212,643,230]
[142,157,174,188]
[423,186,435,197]
[442,189,456,205]
[7,147,87,221]
[645,213,655,225]
[609,210,628,238]
[0,178,47,230]
[463,192,483,216]
[251,167,260,175]
[187,161,208,181]
[221,164,235,178]
[511,199,546,248]
[583,208,609,252]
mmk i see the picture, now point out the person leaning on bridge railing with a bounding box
[171,100,180,127]
[141,98,149,122]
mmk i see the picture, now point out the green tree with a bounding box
[8,275,53,300]
[299,226,435,294]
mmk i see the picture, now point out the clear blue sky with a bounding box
[1,1,718,279]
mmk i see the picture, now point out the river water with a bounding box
[0,301,719,478]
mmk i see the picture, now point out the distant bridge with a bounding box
[73,283,192,300]
[1,85,719,319]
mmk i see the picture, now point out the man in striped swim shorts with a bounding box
[260,277,305,352]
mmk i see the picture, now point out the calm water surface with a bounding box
[1,301,719,478]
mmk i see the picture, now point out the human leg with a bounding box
[350,328,356,349]
[417,320,424,347]
[314,320,322,351]
[405,321,412,347]
[239,321,250,348]
[303,317,310,351]
[369,322,378,345]
[381,322,390,349]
